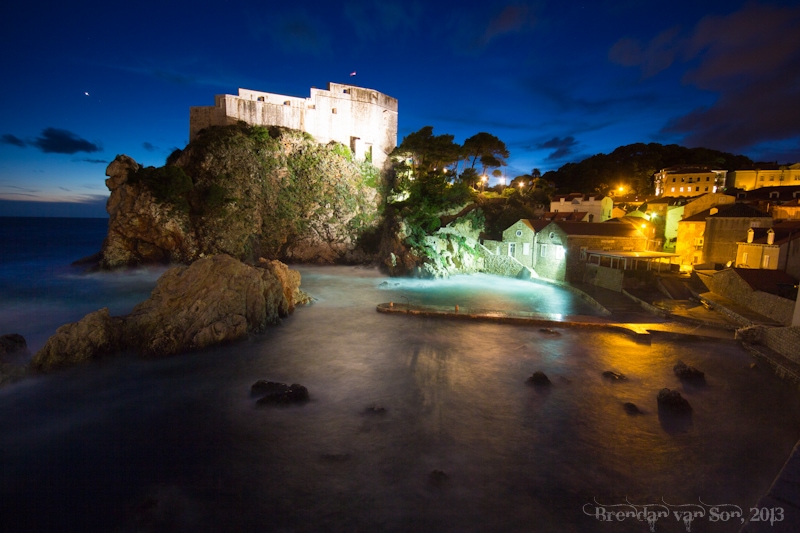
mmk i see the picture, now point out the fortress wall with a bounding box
[189,84,397,169]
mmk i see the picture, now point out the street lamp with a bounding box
[480,175,487,192]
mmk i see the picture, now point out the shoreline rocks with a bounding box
[32,255,308,371]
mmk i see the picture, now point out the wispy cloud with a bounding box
[610,3,800,156]
[478,4,533,46]
[539,136,579,161]
[1,134,26,148]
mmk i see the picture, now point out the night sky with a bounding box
[2,0,799,217]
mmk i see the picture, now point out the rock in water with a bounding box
[0,334,27,355]
[623,402,641,415]
[526,371,552,386]
[256,384,310,405]
[251,380,290,396]
[124,254,297,357]
[602,371,627,381]
[656,388,692,414]
[33,255,306,370]
[673,361,705,383]
[32,309,124,372]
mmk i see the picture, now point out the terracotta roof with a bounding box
[520,219,551,232]
[543,211,588,221]
[733,185,800,201]
[682,203,770,221]
[710,203,770,218]
[732,268,798,296]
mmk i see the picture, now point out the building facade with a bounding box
[533,221,647,282]
[728,164,800,191]
[550,193,613,222]
[654,166,727,197]
[189,83,398,169]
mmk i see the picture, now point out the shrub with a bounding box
[128,165,193,210]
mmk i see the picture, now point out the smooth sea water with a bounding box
[1,218,800,532]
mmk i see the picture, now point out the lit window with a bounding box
[763,255,770,268]
[555,246,565,259]
[523,243,530,255]
[508,243,516,256]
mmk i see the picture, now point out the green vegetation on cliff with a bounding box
[102,123,384,267]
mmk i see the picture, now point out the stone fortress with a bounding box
[190,83,398,169]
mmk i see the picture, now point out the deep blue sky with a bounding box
[2,0,799,217]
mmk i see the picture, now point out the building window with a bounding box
[696,187,700,191]
[705,187,709,191]
[332,108,337,114]
[523,243,530,255]
[508,243,516,256]
[343,89,350,94]
[762,255,770,268]
[284,100,291,105]
[540,244,547,257]
[742,252,748,264]
[257,96,265,102]
[555,246,565,259]
[515,229,523,237]
[671,187,675,192]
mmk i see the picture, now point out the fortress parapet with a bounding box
[190,83,398,169]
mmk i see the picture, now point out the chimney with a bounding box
[747,228,754,243]
[767,228,775,245]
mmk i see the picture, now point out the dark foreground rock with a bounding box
[526,371,552,386]
[673,361,705,383]
[657,388,692,414]
[623,402,642,415]
[256,383,309,405]
[32,255,308,371]
[251,380,291,396]
[0,334,27,355]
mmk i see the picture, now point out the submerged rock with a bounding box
[539,328,560,335]
[673,361,705,383]
[602,371,627,381]
[429,470,448,486]
[251,380,290,396]
[31,308,124,372]
[526,371,552,386]
[623,402,641,415]
[0,333,27,355]
[656,388,692,414]
[364,404,387,415]
[256,383,310,405]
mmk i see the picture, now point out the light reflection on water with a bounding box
[1,265,799,532]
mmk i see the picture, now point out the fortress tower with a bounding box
[190,83,398,169]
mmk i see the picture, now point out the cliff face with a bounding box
[99,125,382,269]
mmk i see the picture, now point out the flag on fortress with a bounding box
[350,71,356,76]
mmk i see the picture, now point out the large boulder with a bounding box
[124,254,296,357]
[33,255,307,370]
[31,308,124,372]
[673,361,705,383]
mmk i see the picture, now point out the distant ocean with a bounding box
[0,217,166,352]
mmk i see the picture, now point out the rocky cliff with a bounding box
[100,124,382,269]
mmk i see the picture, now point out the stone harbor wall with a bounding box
[762,327,800,364]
